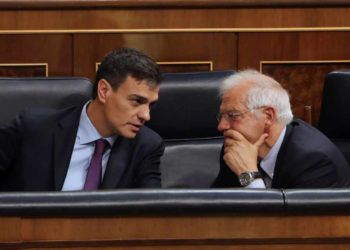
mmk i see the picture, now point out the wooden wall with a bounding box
[1,0,350,125]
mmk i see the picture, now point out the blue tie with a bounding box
[258,164,272,188]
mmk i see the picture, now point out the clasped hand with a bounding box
[223,130,268,176]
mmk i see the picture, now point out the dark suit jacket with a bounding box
[0,106,164,191]
[212,119,350,188]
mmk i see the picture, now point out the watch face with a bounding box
[239,171,262,186]
[239,172,252,186]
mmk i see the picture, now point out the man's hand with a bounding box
[223,130,268,176]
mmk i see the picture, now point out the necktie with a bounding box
[258,164,272,188]
[83,139,109,190]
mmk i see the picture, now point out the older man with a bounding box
[212,69,350,188]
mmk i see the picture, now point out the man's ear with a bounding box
[97,79,111,104]
[263,106,276,128]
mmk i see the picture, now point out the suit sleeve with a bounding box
[0,114,23,174]
[286,151,342,188]
[211,146,240,187]
[134,137,164,188]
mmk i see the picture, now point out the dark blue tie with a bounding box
[258,164,272,188]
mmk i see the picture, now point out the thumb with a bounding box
[254,133,268,148]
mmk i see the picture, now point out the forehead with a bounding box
[220,84,250,111]
[117,76,160,100]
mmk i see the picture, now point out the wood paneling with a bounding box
[0,217,20,243]
[21,246,350,250]
[0,64,47,77]
[262,62,350,125]
[238,32,350,69]
[2,214,350,249]
[0,34,72,76]
[2,0,350,9]
[0,4,350,125]
[238,32,350,125]
[158,63,212,73]
[2,8,350,31]
[20,214,350,240]
[73,33,237,80]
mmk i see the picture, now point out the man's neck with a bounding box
[86,100,110,138]
[259,122,285,158]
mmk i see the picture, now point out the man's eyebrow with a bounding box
[221,108,239,113]
[129,94,158,104]
[227,109,241,113]
[129,94,148,101]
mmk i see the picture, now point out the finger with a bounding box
[224,144,234,153]
[224,143,237,153]
[224,138,235,146]
[223,130,235,139]
[224,130,247,142]
[254,133,268,147]
[224,147,231,155]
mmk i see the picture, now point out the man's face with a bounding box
[217,84,266,144]
[102,75,159,139]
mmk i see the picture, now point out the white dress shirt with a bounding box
[62,102,117,191]
[246,127,286,189]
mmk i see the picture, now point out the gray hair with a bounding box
[220,69,293,125]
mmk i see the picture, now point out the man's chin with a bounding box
[115,124,142,138]
[119,130,137,139]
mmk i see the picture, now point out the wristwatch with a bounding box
[238,171,262,186]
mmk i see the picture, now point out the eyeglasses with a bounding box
[216,107,267,122]
[216,110,251,122]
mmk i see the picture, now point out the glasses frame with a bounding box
[217,107,265,122]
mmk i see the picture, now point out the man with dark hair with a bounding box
[93,47,162,99]
[0,47,164,191]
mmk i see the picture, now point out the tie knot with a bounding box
[94,139,109,155]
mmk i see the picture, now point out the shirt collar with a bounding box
[260,127,286,179]
[77,102,117,147]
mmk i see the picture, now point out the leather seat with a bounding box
[0,77,92,125]
[283,189,350,213]
[146,71,234,188]
[161,138,223,188]
[0,189,285,215]
[318,70,350,164]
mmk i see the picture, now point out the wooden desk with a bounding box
[1,189,350,249]
[2,214,350,249]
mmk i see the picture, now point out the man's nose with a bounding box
[217,118,230,133]
[138,106,151,122]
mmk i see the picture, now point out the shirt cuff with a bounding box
[245,178,266,189]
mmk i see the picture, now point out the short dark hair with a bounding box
[93,47,162,99]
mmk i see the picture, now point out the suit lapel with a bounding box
[52,107,82,191]
[101,137,133,189]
